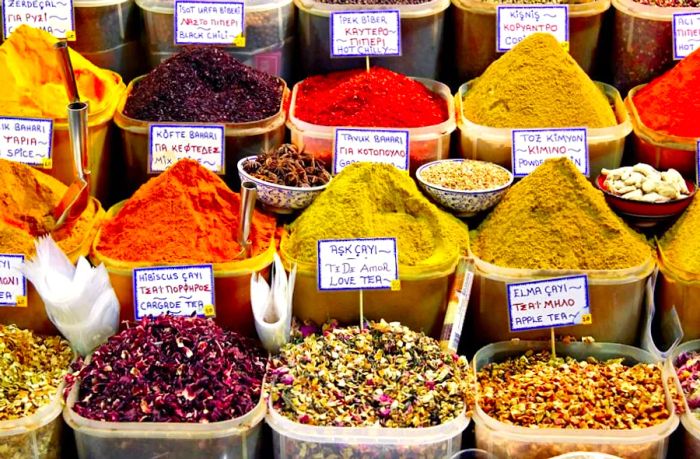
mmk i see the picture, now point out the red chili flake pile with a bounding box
[294,67,448,128]
[123,47,283,123]
[72,315,267,423]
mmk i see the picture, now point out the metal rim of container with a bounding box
[416,158,515,194]
[293,0,450,18]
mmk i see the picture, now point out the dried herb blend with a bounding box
[73,315,267,423]
[243,144,331,187]
[419,160,511,191]
[676,351,700,417]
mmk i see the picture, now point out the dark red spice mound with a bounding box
[123,47,283,123]
[73,315,267,423]
[294,67,448,128]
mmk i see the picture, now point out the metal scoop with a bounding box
[237,182,257,258]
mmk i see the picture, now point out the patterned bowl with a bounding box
[237,156,330,214]
[416,159,514,217]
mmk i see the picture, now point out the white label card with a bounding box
[149,124,225,174]
[507,275,591,331]
[333,128,409,174]
[2,0,75,40]
[448,271,474,352]
[0,117,53,168]
[496,5,568,52]
[511,128,588,177]
[0,255,26,307]
[133,265,216,319]
[673,13,700,59]
[317,238,399,291]
[330,10,401,57]
[174,0,245,46]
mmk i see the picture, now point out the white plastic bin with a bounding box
[0,392,65,459]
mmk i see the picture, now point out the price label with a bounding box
[333,128,409,174]
[672,12,700,59]
[133,264,216,319]
[317,238,399,291]
[511,127,588,177]
[507,275,590,331]
[2,0,75,40]
[330,10,401,57]
[496,5,568,52]
[174,0,244,46]
[149,124,225,174]
[0,255,26,307]
[0,117,53,167]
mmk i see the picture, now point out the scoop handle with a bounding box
[67,101,89,180]
[54,41,80,104]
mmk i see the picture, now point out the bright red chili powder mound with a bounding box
[633,47,700,138]
[294,67,448,128]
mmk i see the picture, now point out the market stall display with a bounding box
[670,341,700,458]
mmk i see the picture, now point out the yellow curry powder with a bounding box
[472,158,651,270]
[462,33,617,129]
[0,25,121,118]
[282,163,470,267]
[659,198,700,274]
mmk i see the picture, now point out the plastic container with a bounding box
[64,382,265,459]
[668,340,700,459]
[466,251,655,348]
[452,0,610,82]
[473,340,679,459]
[612,0,699,95]
[295,0,449,80]
[456,80,632,182]
[114,76,287,195]
[136,0,295,80]
[657,250,700,343]
[287,77,455,177]
[267,399,470,458]
[90,201,275,336]
[625,85,699,180]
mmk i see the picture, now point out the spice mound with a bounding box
[603,164,690,202]
[0,325,72,421]
[0,25,122,119]
[477,349,670,429]
[96,159,276,264]
[633,0,698,7]
[419,160,511,191]
[243,144,331,187]
[73,315,267,423]
[633,46,700,137]
[294,67,448,128]
[472,157,652,270]
[659,195,700,274]
[462,33,617,129]
[270,320,472,427]
[123,47,283,123]
[676,351,700,417]
[282,162,470,267]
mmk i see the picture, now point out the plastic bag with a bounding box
[251,253,295,353]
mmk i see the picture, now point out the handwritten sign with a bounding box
[2,0,75,40]
[149,124,225,174]
[507,275,590,331]
[317,238,399,291]
[0,255,26,307]
[511,128,588,177]
[330,10,401,57]
[0,117,52,168]
[496,5,568,52]
[174,0,245,46]
[133,265,215,319]
[333,128,409,174]
[673,12,700,59]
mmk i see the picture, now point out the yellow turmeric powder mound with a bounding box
[472,158,651,270]
[0,25,122,119]
[282,163,470,267]
[462,33,617,129]
[659,199,700,274]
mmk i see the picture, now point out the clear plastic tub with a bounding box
[467,251,655,348]
[287,77,455,177]
[295,0,449,80]
[611,0,699,95]
[657,251,700,343]
[267,399,470,458]
[64,382,266,459]
[114,76,287,195]
[452,0,610,82]
[90,201,275,336]
[473,340,679,459]
[456,80,632,182]
[668,340,700,459]
[625,85,699,180]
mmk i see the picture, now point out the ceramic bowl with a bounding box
[237,156,329,214]
[416,159,514,217]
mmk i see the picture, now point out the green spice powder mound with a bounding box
[462,33,617,129]
[282,163,470,267]
[660,197,700,274]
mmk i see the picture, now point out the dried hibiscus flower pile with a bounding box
[72,315,267,423]
[242,144,331,187]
